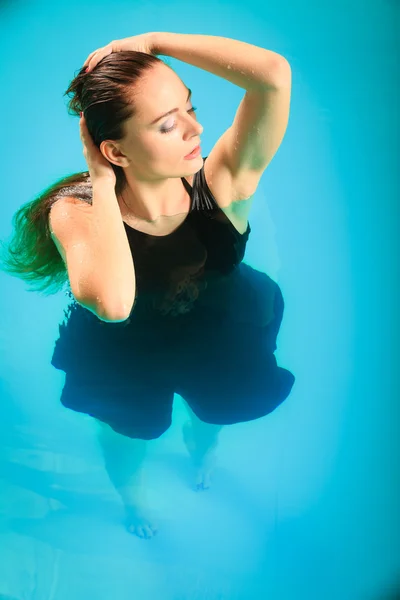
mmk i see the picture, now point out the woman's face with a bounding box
[103,63,204,179]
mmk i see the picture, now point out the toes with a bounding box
[127,522,157,538]
[195,468,212,491]
[195,478,210,491]
[142,525,157,538]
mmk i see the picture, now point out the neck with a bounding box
[117,177,188,223]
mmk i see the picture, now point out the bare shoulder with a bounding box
[49,196,94,265]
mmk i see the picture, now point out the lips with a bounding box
[185,144,200,158]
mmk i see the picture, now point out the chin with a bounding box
[182,162,202,179]
[183,153,203,169]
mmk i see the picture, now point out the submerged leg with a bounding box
[181,401,223,490]
[95,419,157,538]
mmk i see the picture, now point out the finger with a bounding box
[83,49,99,68]
[86,53,100,73]
[79,117,90,139]
[86,45,113,72]
[84,50,105,72]
[79,121,90,140]
[79,119,96,147]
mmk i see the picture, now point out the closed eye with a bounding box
[160,107,197,135]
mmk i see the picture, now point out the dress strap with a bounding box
[181,177,193,195]
[191,155,219,212]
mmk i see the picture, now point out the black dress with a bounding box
[51,156,295,440]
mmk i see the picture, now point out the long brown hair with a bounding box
[0,50,164,295]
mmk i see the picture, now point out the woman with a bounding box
[0,32,295,539]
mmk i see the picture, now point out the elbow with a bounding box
[75,291,135,324]
[99,300,135,323]
[274,57,291,86]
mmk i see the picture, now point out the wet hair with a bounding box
[0,50,165,295]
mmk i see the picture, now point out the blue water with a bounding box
[0,1,398,599]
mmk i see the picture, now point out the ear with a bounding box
[100,140,130,168]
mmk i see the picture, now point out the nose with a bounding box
[185,117,203,138]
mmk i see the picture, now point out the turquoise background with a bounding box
[0,0,398,598]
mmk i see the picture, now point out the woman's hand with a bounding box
[79,114,116,185]
[83,32,158,74]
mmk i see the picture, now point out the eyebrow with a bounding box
[150,88,192,125]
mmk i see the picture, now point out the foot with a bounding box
[182,420,218,491]
[194,449,217,491]
[125,504,158,539]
